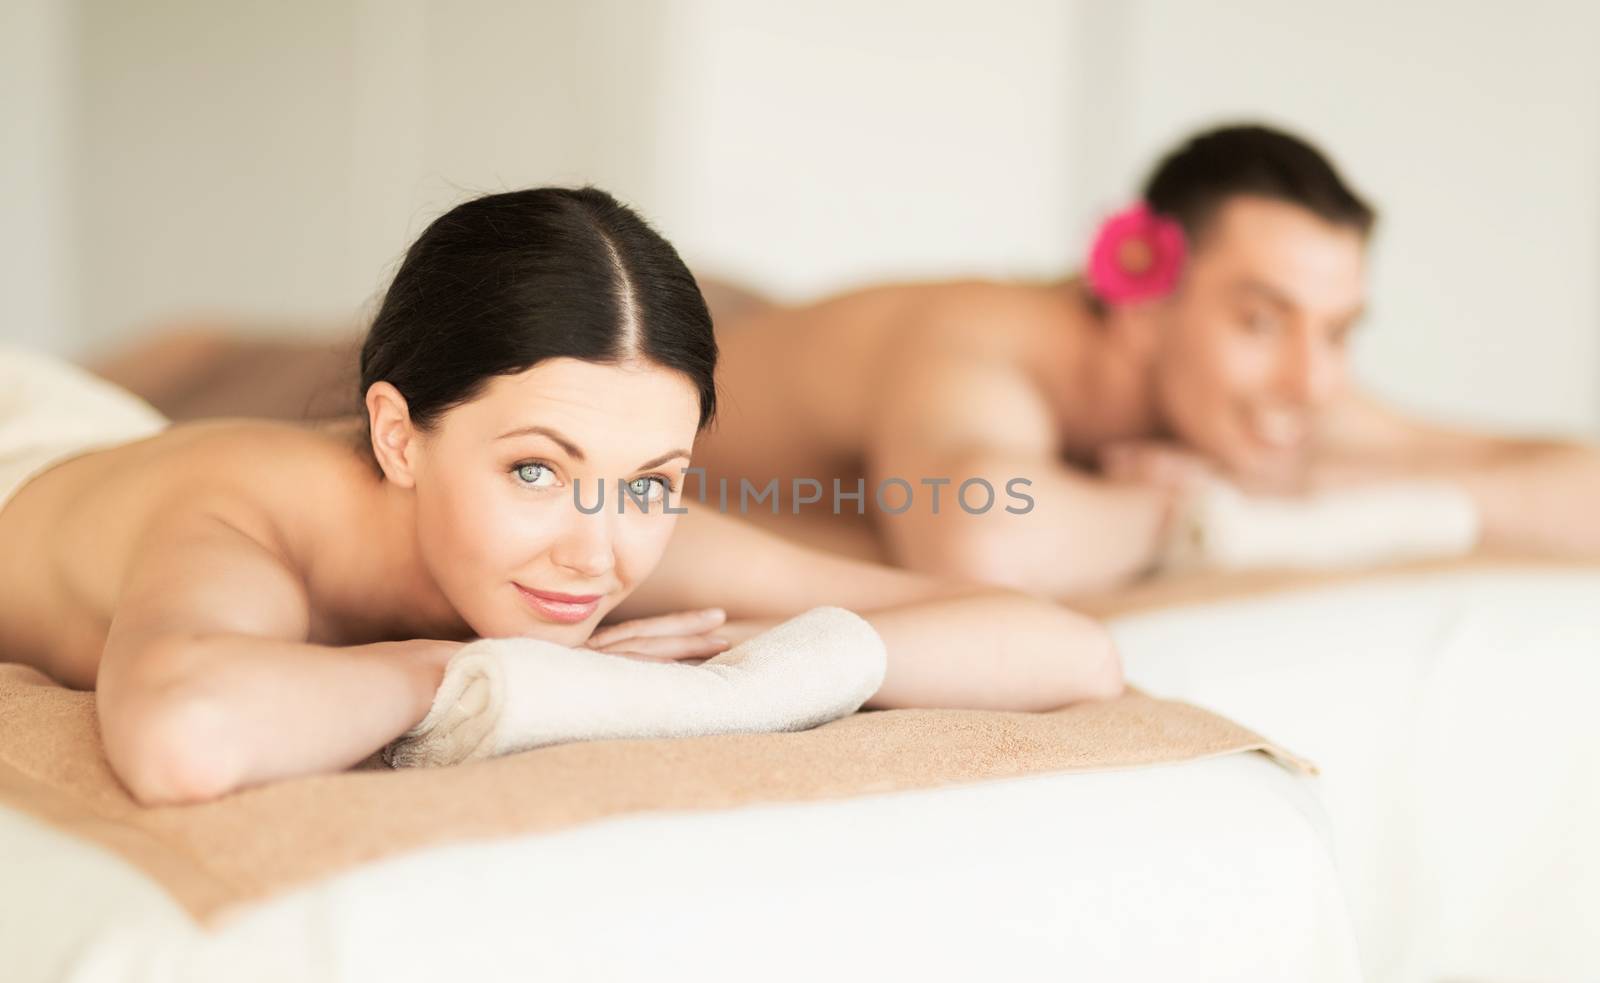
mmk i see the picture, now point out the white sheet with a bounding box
[1112,566,1600,983]
[4,753,1358,983]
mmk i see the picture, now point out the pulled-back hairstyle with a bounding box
[1143,123,1376,244]
[359,187,717,437]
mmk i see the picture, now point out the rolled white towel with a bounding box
[384,606,886,769]
[1160,478,1482,573]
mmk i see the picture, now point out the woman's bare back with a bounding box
[0,418,460,690]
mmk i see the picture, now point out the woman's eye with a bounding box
[627,475,669,502]
[513,462,557,488]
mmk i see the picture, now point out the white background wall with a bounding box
[1,0,76,354]
[642,0,1079,298]
[1092,0,1600,436]
[2,0,1597,435]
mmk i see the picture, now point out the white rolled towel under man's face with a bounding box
[385,606,886,769]
[1158,477,1482,573]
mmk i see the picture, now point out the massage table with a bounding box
[3,752,1355,982]
[7,559,1591,982]
[1,658,1350,982]
[1095,560,1600,983]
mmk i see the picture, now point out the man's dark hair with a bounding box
[1143,123,1376,244]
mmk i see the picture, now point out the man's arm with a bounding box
[1318,391,1600,557]
[865,352,1175,596]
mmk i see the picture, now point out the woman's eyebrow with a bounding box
[496,425,585,461]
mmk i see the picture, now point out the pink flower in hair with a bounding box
[1085,203,1187,305]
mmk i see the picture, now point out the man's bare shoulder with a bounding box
[845,277,1079,353]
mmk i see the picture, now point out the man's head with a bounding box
[1110,124,1375,484]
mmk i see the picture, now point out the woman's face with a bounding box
[407,358,701,645]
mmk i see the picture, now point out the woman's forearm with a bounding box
[859,591,1122,712]
[621,501,1124,716]
[724,590,1121,712]
[99,634,459,804]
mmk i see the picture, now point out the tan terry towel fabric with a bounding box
[0,662,1311,925]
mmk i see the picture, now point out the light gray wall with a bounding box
[0,0,76,354]
[1090,0,1600,436]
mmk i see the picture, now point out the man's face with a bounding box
[1149,195,1367,485]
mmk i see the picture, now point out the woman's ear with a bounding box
[366,381,420,487]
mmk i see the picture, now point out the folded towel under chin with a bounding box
[384,605,888,768]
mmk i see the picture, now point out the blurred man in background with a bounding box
[688,124,1600,594]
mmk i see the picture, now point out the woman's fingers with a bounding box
[593,633,731,661]
[614,651,714,666]
[583,609,732,665]
[585,608,726,648]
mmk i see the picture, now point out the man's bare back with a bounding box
[694,277,1159,567]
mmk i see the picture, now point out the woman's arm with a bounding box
[97,510,460,806]
[616,503,1123,711]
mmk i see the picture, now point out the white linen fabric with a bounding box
[1113,566,1600,982]
[3,753,1357,983]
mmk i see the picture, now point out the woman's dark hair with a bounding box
[1143,123,1376,244]
[359,187,717,437]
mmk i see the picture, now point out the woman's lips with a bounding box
[514,583,603,625]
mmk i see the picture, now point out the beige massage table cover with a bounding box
[0,655,1312,924]
[9,554,1579,923]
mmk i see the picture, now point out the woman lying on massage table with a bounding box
[0,187,1121,806]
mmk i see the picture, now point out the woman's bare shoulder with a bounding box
[154,414,367,457]
[0,417,377,686]
[142,416,377,538]
[36,416,377,570]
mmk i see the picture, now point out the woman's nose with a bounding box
[548,506,615,579]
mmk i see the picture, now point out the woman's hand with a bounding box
[584,608,731,663]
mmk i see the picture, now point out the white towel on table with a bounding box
[1160,478,1481,572]
[385,606,887,768]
